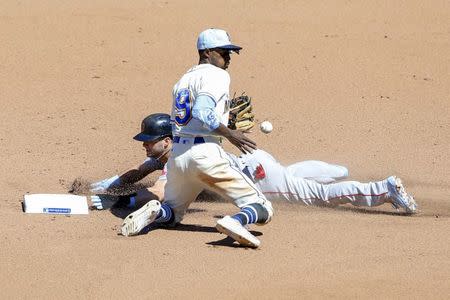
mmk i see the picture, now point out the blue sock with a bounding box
[155,203,174,224]
[232,205,259,226]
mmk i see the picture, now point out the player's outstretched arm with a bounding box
[90,177,166,210]
[90,159,161,194]
[214,124,257,154]
[118,161,158,185]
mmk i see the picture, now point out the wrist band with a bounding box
[127,196,136,208]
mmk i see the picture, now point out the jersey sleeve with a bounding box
[197,69,230,103]
[192,94,221,131]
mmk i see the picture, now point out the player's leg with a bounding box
[193,144,273,222]
[134,178,166,204]
[193,144,273,247]
[280,174,416,213]
[157,152,204,224]
[298,178,390,206]
[242,150,348,183]
[121,180,201,236]
[121,153,202,236]
[286,160,349,183]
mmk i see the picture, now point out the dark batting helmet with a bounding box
[133,113,172,142]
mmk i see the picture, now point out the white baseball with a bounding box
[260,121,273,134]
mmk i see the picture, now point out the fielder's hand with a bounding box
[225,129,257,154]
[214,123,257,154]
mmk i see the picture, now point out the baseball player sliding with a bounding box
[91,112,417,240]
[90,113,350,206]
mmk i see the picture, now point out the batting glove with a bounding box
[90,194,137,210]
[90,195,118,210]
[90,175,121,194]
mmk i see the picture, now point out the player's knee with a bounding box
[246,201,273,225]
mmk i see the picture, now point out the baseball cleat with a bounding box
[387,176,417,214]
[121,200,161,237]
[216,216,261,248]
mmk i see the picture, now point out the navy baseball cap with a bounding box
[197,28,242,52]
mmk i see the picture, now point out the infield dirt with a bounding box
[1,1,449,298]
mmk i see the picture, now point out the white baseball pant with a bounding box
[238,150,391,207]
[164,138,273,223]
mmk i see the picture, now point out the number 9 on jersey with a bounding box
[174,89,192,126]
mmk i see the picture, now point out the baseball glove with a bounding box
[228,94,255,131]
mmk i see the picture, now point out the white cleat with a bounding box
[121,200,161,237]
[216,216,261,248]
[387,176,418,214]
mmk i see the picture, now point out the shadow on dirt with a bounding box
[109,206,207,219]
[118,220,263,249]
[331,205,413,216]
[206,234,262,249]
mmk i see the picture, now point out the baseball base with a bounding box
[23,194,89,215]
